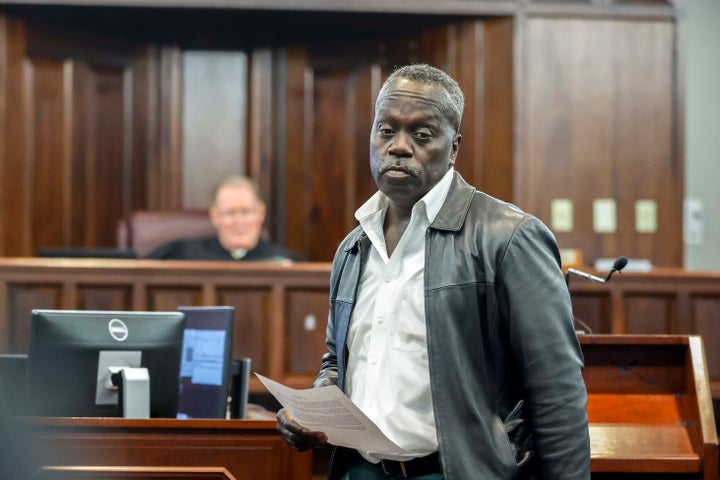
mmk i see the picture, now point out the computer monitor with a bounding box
[25,309,185,418]
[176,306,234,419]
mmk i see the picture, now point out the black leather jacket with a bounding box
[317,172,590,480]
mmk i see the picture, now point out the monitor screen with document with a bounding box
[176,306,234,419]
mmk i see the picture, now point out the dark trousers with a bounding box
[340,457,443,480]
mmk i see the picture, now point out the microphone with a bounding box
[565,256,628,287]
[566,256,628,335]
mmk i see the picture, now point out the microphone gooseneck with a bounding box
[565,255,628,286]
[566,255,628,335]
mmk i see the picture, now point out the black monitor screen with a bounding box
[25,309,185,418]
[176,306,234,419]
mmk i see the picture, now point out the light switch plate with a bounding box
[551,199,573,232]
[593,199,617,233]
[635,200,657,233]
[684,198,704,245]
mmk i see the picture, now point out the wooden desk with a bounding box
[582,335,718,479]
[16,418,312,480]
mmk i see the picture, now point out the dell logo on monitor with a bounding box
[108,319,129,342]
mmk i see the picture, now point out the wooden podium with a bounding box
[582,335,718,479]
[15,418,312,480]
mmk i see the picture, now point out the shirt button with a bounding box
[384,275,392,282]
[370,357,377,365]
[377,316,384,324]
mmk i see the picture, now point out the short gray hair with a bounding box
[376,64,464,132]
[212,175,263,206]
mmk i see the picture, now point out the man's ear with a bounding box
[209,206,221,229]
[450,133,462,166]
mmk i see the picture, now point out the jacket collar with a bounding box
[430,171,476,232]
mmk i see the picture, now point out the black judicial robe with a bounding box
[146,236,301,262]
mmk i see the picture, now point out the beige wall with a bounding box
[684,0,720,270]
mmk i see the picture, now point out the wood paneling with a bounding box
[281,19,510,261]
[0,16,181,256]
[0,16,30,256]
[1,4,684,267]
[2,259,720,398]
[0,259,331,391]
[522,17,679,267]
[19,418,312,480]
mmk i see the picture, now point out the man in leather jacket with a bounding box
[277,64,590,479]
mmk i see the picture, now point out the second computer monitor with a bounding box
[176,306,234,419]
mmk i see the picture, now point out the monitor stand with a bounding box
[110,367,150,419]
[96,350,149,418]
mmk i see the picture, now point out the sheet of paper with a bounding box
[256,373,412,455]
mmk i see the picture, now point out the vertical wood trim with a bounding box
[202,283,216,305]
[145,47,160,209]
[0,15,8,255]
[675,290,692,334]
[62,61,74,245]
[672,16,685,266]
[123,66,134,217]
[302,66,314,258]
[283,47,311,258]
[0,17,30,256]
[154,47,183,209]
[23,58,34,255]
[344,73,357,229]
[247,49,274,214]
[454,21,483,187]
[513,11,526,205]
[271,51,287,243]
[62,281,77,310]
[610,287,625,334]
[266,283,285,380]
[481,18,514,201]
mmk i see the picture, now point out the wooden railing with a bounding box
[1,259,720,395]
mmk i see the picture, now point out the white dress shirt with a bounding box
[346,168,454,463]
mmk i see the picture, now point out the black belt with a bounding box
[371,452,441,478]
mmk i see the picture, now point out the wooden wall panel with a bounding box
[216,288,270,374]
[310,71,355,261]
[83,65,127,247]
[0,15,179,256]
[571,293,612,334]
[7,283,60,353]
[1,261,720,397]
[27,58,69,254]
[625,295,674,334]
[146,287,203,311]
[285,288,329,376]
[2,9,683,265]
[77,285,133,310]
[693,298,720,383]
[282,19,500,261]
[0,16,30,256]
[522,18,679,267]
[21,418,312,480]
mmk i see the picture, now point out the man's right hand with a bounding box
[276,408,328,451]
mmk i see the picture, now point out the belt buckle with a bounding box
[380,459,408,478]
